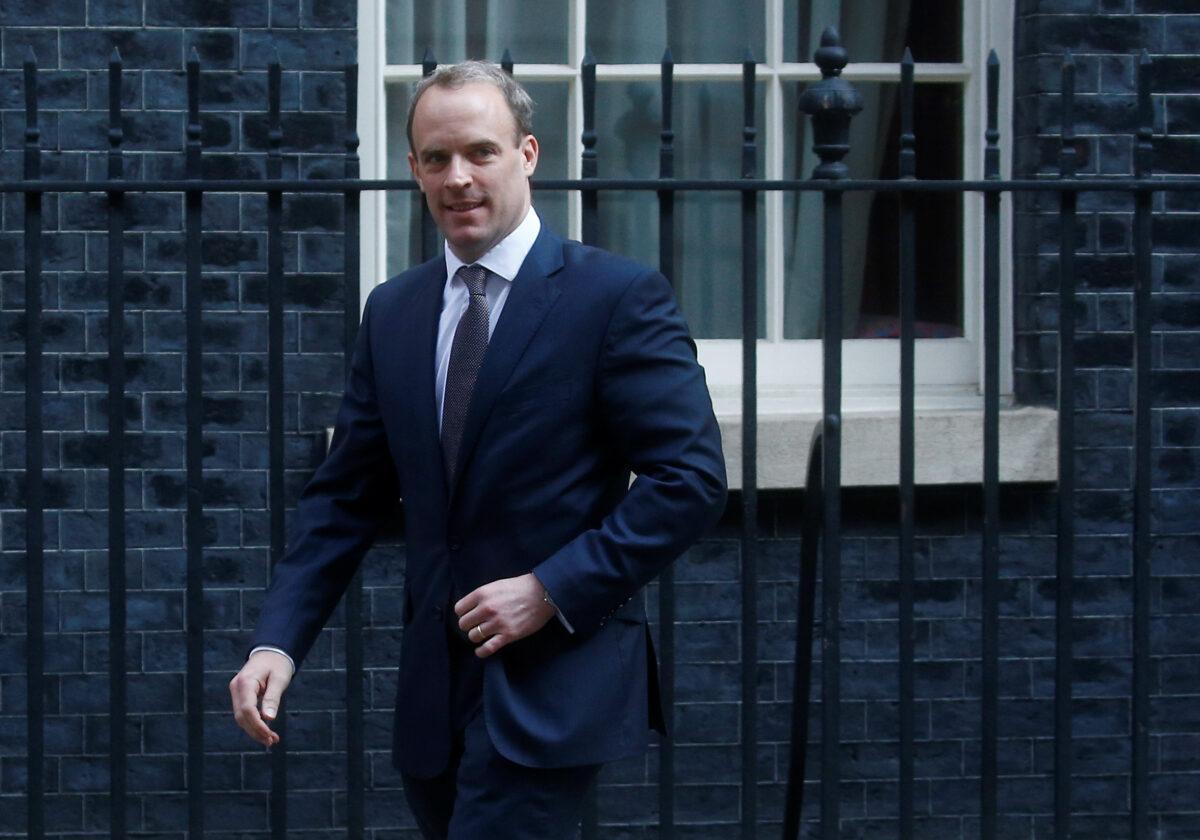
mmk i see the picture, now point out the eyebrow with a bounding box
[418,139,501,161]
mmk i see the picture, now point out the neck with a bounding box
[446,201,533,264]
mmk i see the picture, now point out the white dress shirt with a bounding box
[251,209,571,675]
[435,206,540,427]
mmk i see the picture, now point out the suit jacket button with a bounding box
[448,540,462,552]
[434,606,444,620]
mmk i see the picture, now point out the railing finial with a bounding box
[813,26,848,76]
[800,27,862,180]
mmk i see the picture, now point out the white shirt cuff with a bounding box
[249,645,296,675]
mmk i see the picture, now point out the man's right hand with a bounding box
[229,650,294,747]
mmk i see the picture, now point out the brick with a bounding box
[61,194,183,233]
[183,30,239,70]
[2,29,61,69]
[1033,14,1162,53]
[243,111,344,154]
[145,0,267,28]
[58,111,183,153]
[89,0,142,25]
[82,311,143,353]
[60,29,182,71]
[300,0,353,28]
[1162,334,1200,369]
[270,0,300,27]
[301,72,348,112]
[0,0,85,27]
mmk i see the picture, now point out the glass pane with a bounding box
[387,0,569,65]
[587,0,765,64]
[384,81,569,277]
[594,81,766,339]
[385,83,423,278]
[525,82,570,245]
[784,0,961,63]
[782,82,963,339]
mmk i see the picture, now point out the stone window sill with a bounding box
[713,402,1058,490]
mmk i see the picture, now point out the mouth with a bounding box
[445,200,485,214]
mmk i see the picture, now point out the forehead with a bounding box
[410,82,518,148]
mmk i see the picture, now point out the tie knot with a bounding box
[457,264,488,297]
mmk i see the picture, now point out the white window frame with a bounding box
[355,0,1016,417]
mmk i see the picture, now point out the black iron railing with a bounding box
[4,26,1192,840]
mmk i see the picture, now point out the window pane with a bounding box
[387,0,569,65]
[782,82,963,339]
[784,0,961,63]
[385,81,569,279]
[594,81,766,339]
[525,82,570,244]
[587,0,765,64]
[385,83,422,277]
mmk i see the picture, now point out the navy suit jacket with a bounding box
[249,225,727,778]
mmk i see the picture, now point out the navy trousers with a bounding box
[400,615,602,839]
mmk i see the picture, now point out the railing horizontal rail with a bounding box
[1,177,1197,193]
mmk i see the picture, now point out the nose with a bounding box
[445,155,471,188]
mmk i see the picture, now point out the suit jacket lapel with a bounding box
[393,259,448,503]
[447,227,564,501]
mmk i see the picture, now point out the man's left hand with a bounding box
[455,573,556,659]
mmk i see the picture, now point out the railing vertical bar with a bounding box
[739,48,760,840]
[818,170,843,840]
[343,59,366,840]
[22,46,45,840]
[799,29,860,840]
[981,51,1002,840]
[1131,49,1154,840]
[576,46,604,840]
[106,46,128,840]
[897,46,917,840]
[420,50,438,262]
[782,433,822,840]
[501,48,514,76]
[184,48,206,840]
[1055,51,1077,840]
[654,47,677,840]
[581,50,598,247]
[266,53,289,840]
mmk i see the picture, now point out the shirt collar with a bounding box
[443,207,541,284]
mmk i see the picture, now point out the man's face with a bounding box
[408,82,539,264]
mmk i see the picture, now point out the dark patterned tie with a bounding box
[441,263,490,484]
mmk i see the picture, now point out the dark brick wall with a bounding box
[0,0,1197,837]
[1010,1,1200,838]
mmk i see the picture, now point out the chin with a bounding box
[446,235,489,260]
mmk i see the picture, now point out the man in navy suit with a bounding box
[229,60,727,838]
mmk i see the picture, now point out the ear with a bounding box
[520,134,539,177]
[407,152,425,193]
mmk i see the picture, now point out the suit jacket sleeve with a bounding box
[248,289,400,669]
[532,268,728,636]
